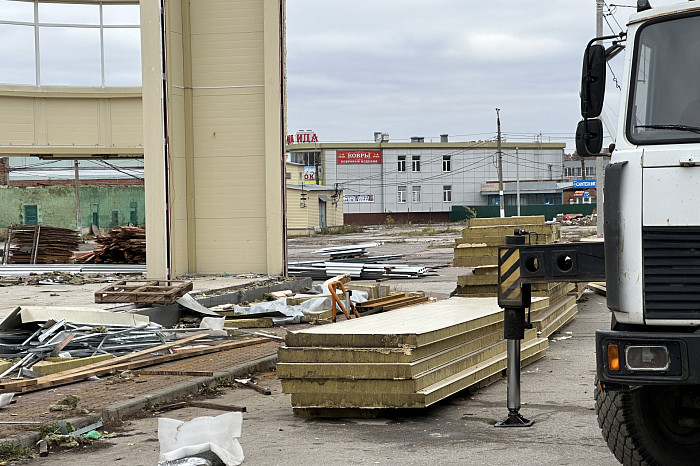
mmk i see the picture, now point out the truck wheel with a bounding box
[595,382,700,466]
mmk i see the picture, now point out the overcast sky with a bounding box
[0,0,684,152]
[285,0,677,151]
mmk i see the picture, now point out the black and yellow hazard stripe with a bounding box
[499,247,521,303]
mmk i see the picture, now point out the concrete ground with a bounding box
[1,222,619,465]
[22,292,617,466]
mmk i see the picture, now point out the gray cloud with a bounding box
[286,1,677,149]
[0,0,681,151]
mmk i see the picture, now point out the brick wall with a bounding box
[8,178,144,188]
[0,158,8,186]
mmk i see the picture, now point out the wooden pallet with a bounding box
[94,280,194,304]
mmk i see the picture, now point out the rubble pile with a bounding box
[74,227,146,264]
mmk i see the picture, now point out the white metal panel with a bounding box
[608,148,645,324]
[643,165,700,226]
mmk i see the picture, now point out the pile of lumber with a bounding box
[278,297,548,414]
[5,225,80,264]
[74,227,145,264]
[452,216,579,337]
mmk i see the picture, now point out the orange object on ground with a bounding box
[327,281,360,322]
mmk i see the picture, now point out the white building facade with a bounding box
[288,138,566,224]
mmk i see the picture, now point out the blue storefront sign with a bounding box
[573,179,596,189]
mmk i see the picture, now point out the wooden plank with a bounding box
[32,354,113,375]
[187,401,246,412]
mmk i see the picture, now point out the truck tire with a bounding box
[595,382,700,465]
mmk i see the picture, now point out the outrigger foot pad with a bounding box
[494,411,534,428]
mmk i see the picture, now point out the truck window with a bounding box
[627,13,700,144]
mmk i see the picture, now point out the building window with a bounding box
[564,167,584,177]
[443,156,451,172]
[585,166,596,177]
[412,186,421,203]
[91,203,100,227]
[398,155,406,172]
[24,205,38,225]
[443,185,452,202]
[0,3,141,86]
[398,185,407,203]
[130,202,138,225]
[412,155,421,172]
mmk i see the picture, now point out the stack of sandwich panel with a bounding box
[452,216,578,338]
[453,216,561,269]
[278,297,548,412]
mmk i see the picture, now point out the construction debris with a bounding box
[312,243,383,260]
[74,226,146,264]
[0,331,271,394]
[48,395,80,412]
[288,261,438,280]
[0,302,279,393]
[3,225,80,264]
[0,264,146,278]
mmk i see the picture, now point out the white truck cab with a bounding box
[575,2,700,464]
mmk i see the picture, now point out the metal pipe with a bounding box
[506,339,521,412]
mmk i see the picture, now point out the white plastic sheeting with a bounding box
[158,412,244,466]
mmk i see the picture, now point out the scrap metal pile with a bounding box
[0,307,181,378]
[288,243,440,280]
[0,305,233,393]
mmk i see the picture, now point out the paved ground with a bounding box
[21,292,617,466]
[0,222,619,465]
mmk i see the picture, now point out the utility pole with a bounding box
[516,147,521,216]
[74,160,83,242]
[496,108,505,218]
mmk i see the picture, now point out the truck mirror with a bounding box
[581,44,606,118]
[575,119,604,156]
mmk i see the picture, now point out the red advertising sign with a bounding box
[336,150,382,164]
[286,132,319,144]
